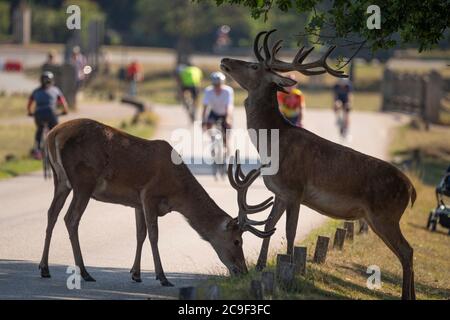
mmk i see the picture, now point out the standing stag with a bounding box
[39,119,273,286]
[220,30,417,299]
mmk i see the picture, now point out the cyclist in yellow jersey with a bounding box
[277,75,306,127]
[176,64,203,107]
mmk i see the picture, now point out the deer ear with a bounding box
[270,73,297,88]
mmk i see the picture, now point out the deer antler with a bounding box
[254,29,347,78]
[228,150,275,238]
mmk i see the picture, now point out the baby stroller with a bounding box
[427,166,450,235]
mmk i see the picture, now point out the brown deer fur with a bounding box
[39,118,252,287]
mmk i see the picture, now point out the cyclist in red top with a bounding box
[277,75,306,127]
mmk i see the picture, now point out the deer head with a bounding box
[220,29,347,92]
[215,150,275,275]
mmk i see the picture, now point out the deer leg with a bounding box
[130,207,147,283]
[285,201,301,257]
[39,181,71,278]
[142,200,173,287]
[256,197,286,271]
[64,191,95,282]
[367,218,415,300]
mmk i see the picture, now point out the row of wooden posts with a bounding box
[179,219,369,300]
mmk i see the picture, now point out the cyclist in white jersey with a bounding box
[202,72,234,154]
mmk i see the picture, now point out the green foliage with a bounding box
[205,0,450,51]
[30,0,104,44]
[0,1,10,40]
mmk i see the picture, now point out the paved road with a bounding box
[0,102,406,299]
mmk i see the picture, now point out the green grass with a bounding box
[0,95,29,119]
[0,158,42,179]
[205,124,450,300]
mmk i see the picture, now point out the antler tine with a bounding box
[293,46,305,63]
[243,224,276,239]
[271,39,283,58]
[229,150,275,237]
[242,215,272,226]
[265,38,348,78]
[296,47,314,64]
[254,31,267,62]
[227,156,239,190]
[263,29,277,62]
[320,46,347,78]
[243,197,274,214]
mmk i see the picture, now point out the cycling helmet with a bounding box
[210,72,226,85]
[41,71,54,85]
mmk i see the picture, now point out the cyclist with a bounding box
[202,72,234,153]
[333,78,353,136]
[27,71,69,159]
[277,74,306,127]
[176,63,203,120]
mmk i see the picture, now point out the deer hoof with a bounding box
[132,274,142,283]
[82,273,96,282]
[160,279,174,287]
[39,265,51,278]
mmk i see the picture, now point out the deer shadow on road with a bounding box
[0,260,208,300]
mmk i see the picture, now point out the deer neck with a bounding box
[172,172,231,243]
[246,86,289,131]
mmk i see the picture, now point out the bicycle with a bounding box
[30,112,66,179]
[181,89,196,123]
[208,118,228,180]
[334,100,350,138]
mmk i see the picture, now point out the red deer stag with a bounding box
[220,30,417,299]
[39,119,274,286]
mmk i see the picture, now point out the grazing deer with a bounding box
[220,30,417,299]
[39,119,273,286]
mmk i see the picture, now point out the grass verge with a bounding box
[205,124,450,300]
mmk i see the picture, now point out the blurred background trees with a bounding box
[0,0,448,55]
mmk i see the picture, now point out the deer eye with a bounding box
[250,64,259,70]
[234,240,241,246]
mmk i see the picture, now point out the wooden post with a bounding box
[313,236,330,264]
[276,262,295,289]
[293,246,307,276]
[276,254,291,265]
[179,287,197,300]
[261,272,275,296]
[206,285,220,300]
[344,221,355,241]
[250,280,264,300]
[333,228,346,250]
[276,254,291,280]
[358,219,369,234]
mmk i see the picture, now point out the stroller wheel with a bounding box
[431,220,437,232]
[427,212,433,229]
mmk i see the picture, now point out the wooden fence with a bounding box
[381,69,444,124]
